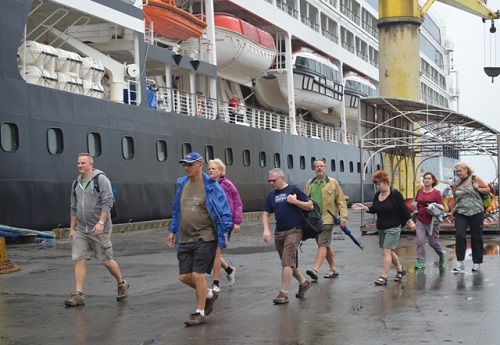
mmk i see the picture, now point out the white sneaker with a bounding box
[472,263,481,272]
[453,261,465,273]
[211,284,221,293]
[226,267,236,286]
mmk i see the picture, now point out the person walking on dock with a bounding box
[262,168,312,304]
[65,153,128,307]
[207,158,242,291]
[413,171,446,270]
[304,159,348,280]
[352,170,415,286]
[450,162,487,272]
[167,152,233,326]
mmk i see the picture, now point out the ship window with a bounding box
[331,159,336,172]
[376,164,381,171]
[88,132,102,157]
[122,136,134,160]
[182,143,192,158]
[310,157,316,170]
[340,160,345,172]
[1,122,19,152]
[349,161,354,173]
[205,145,214,162]
[47,127,63,155]
[259,151,266,168]
[357,162,361,173]
[274,153,281,168]
[287,154,294,169]
[225,148,233,166]
[156,140,167,162]
[300,155,306,170]
[243,149,250,167]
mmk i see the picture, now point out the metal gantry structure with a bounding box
[357,97,500,226]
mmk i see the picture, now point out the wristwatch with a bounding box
[98,221,105,225]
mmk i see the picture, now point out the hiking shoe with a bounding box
[65,292,85,307]
[472,263,481,272]
[204,290,219,316]
[295,280,311,298]
[226,267,236,286]
[117,280,129,301]
[439,255,446,267]
[415,259,425,269]
[453,261,465,273]
[184,312,206,326]
[211,284,221,293]
[273,291,289,304]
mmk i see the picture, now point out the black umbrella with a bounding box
[328,210,363,250]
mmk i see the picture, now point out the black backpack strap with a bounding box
[72,179,78,197]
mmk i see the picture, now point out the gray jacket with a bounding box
[70,169,114,232]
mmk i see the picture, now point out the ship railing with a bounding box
[276,0,298,19]
[321,28,339,44]
[300,14,320,32]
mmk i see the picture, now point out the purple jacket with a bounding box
[218,175,243,225]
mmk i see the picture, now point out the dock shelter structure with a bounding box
[357,97,500,227]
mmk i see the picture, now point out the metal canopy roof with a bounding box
[360,97,500,158]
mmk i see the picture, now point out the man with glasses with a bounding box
[304,159,348,281]
[167,152,233,326]
[262,168,313,304]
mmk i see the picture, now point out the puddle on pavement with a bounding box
[395,242,500,256]
[224,246,276,255]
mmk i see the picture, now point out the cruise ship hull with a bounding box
[0,0,386,230]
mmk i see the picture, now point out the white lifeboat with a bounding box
[214,13,277,86]
[344,71,377,120]
[255,47,344,118]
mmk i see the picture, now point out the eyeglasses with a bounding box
[268,176,282,183]
[182,162,195,167]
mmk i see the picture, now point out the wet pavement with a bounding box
[1,211,500,344]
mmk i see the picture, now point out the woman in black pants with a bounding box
[450,162,488,273]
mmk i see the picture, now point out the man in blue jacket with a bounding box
[167,152,233,326]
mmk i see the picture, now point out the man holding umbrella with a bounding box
[304,159,349,280]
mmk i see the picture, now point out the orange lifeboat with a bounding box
[143,0,207,41]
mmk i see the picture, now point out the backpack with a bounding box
[72,173,117,219]
[290,185,324,241]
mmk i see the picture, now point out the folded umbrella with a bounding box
[328,210,363,250]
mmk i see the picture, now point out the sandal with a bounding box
[394,268,407,282]
[306,269,318,280]
[374,276,388,286]
[324,270,339,278]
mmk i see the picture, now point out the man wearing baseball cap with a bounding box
[167,152,233,326]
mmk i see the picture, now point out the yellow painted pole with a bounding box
[0,237,20,274]
[378,0,422,100]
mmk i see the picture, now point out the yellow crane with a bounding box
[378,0,499,99]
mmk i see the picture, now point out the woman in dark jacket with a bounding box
[352,170,415,285]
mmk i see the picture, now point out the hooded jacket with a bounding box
[70,169,114,232]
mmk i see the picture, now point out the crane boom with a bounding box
[421,0,498,19]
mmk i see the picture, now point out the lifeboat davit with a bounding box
[344,71,377,120]
[255,47,344,121]
[214,13,277,85]
[143,0,207,41]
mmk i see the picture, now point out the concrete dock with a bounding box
[1,211,500,344]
